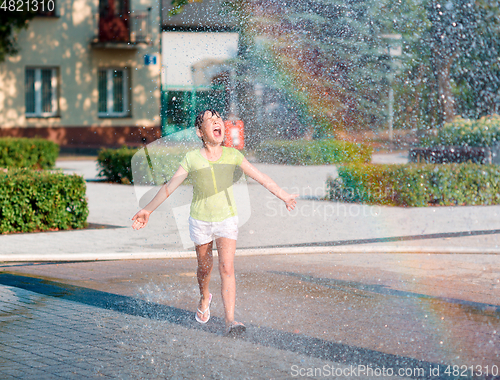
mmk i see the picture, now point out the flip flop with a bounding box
[225,321,246,336]
[195,293,212,324]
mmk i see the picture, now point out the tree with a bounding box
[386,0,500,129]
[170,0,500,137]
[168,0,203,16]
[380,0,440,131]
[236,0,391,138]
[452,0,500,118]
[427,0,477,124]
[0,8,36,62]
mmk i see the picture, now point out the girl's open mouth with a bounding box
[213,128,222,137]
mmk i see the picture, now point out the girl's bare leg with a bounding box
[215,237,238,328]
[196,241,213,322]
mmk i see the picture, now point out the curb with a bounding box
[1,245,499,262]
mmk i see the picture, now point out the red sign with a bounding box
[224,120,244,150]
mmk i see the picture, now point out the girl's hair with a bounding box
[195,109,221,130]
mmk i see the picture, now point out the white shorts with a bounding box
[188,216,239,246]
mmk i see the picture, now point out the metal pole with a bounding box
[381,34,402,144]
[389,76,394,143]
[229,68,237,118]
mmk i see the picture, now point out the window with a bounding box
[98,68,129,117]
[98,0,130,42]
[25,68,58,117]
[163,88,226,134]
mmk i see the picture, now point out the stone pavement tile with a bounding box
[93,366,126,378]
[49,342,83,353]
[35,374,65,380]
[67,344,106,353]
[114,320,412,380]
[53,369,95,378]
[0,359,9,367]
[17,347,62,360]
[0,367,25,379]
[17,331,53,342]
[0,341,25,351]
[34,351,67,361]
[0,281,449,379]
[0,320,29,329]
[6,356,45,369]
[70,350,121,363]
[17,367,54,378]
[38,349,73,359]
[0,375,19,380]
[68,361,103,372]
[28,358,63,368]
[141,356,286,379]
[0,348,30,360]
[83,357,116,367]
[5,333,32,344]
[0,304,17,311]
[49,364,88,374]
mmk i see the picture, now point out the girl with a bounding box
[132,109,297,335]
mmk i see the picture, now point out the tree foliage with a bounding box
[385,0,500,129]
[0,8,36,62]
[170,0,500,133]
[452,0,500,119]
[168,0,204,16]
[235,0,391,137]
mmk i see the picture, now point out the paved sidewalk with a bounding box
[2,155,500,261]
[1,154,499,379]
[0,282,415,380]
[1,251,499,379]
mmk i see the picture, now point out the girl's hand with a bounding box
[131,209,152,230]
[283,193,299,211]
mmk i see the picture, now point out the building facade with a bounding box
[0,0,161,150]
[160,0,239,139]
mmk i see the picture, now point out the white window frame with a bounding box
[25,68,58,117]
[98,68,129,117]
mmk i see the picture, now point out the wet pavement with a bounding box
[1,252,499,379]
[2,282,347,379]
[1,155,500,378]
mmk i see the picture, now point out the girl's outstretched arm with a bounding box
[240,158,298,211]
[131,165,188,230]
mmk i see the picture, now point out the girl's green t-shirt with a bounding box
[180,147,244,222]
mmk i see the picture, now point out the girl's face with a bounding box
[197,111,225,146]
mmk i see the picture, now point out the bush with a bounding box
[422,114,500,147]
[0,137,59,169]
[327,163,500,207]
[0,170,88,233]
[98,145,189,185]
[255,139,372,165]
[97,146,137,184]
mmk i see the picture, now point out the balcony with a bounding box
[91,8,152,49]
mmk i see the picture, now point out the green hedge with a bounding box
[0,170,88,233]
[422,114,500,147]
[0,137,59,169]
[327,163,500,207]
[255,139,372,165]
[98,145,189,185]
[97,146,137,184]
